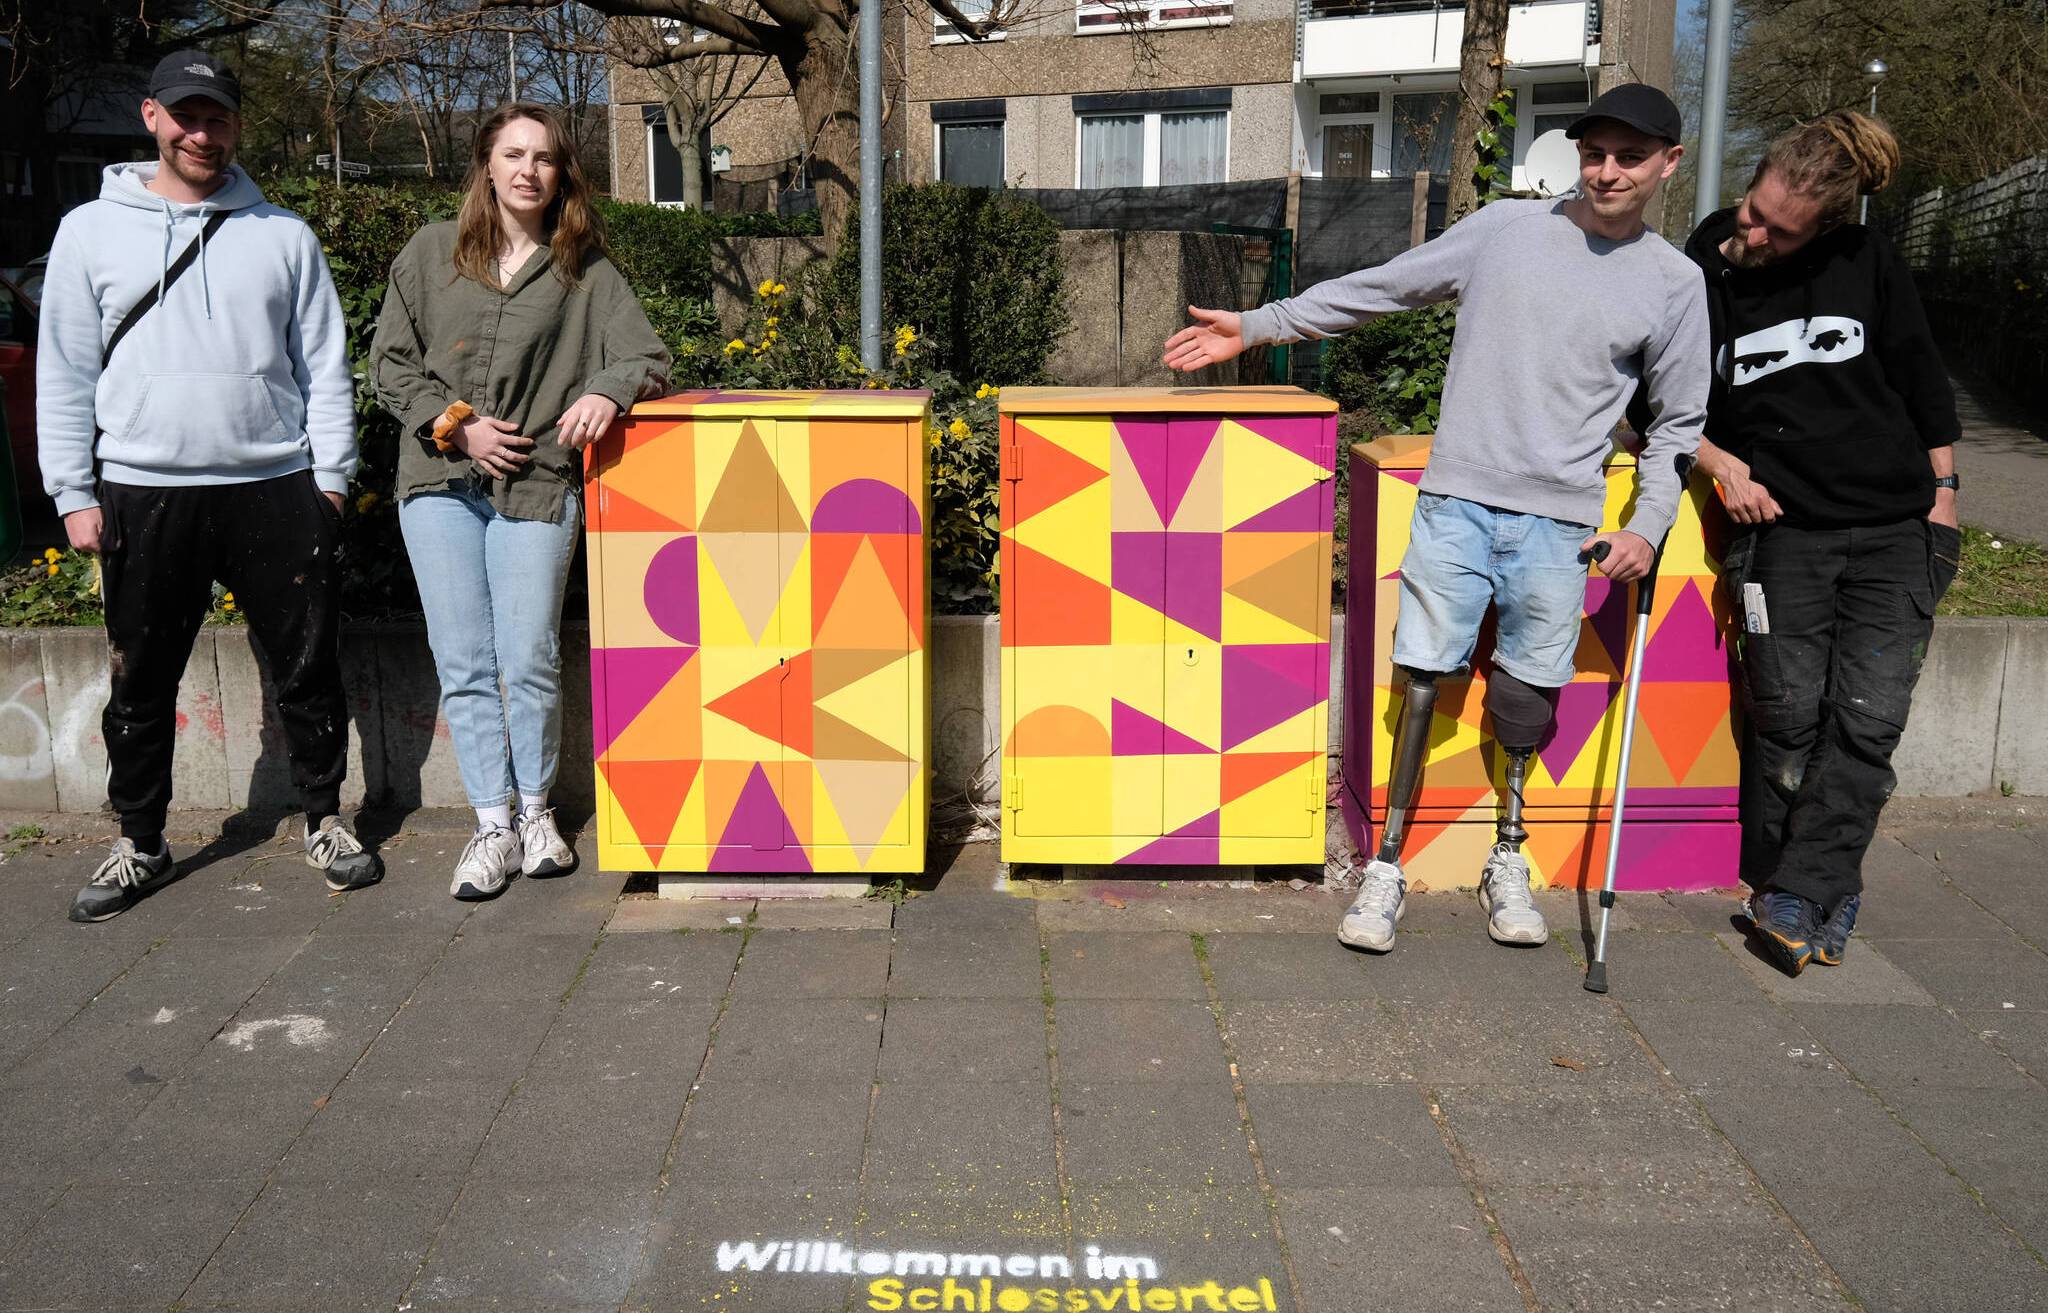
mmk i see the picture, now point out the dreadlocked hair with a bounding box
[1750,109,1902,232]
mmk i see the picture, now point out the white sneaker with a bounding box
[1480,844,1549,945]
[451,826,520,900]
[516,806,576,877]
[1338,859,1407,952]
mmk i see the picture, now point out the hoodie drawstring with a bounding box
[157,198,174,308]
[156,198,217,320]
[197,204,213,318]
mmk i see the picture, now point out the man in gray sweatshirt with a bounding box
[1166,83,1708,953]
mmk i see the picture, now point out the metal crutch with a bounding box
[1581,517,1678,995]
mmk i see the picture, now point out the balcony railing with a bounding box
[1077,0,1234,34]
[1306,0,1463,16]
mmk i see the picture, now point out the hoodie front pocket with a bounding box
[114,372,301,471]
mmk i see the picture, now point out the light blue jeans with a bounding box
[1392,492,1595,688]
[399,482,582,809]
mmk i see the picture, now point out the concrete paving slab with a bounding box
[1574,930,1760,1002]
[731,928,893,998]
[878,997,1050,1083]
[1065,1185,1288,1300]
[1385,999,1665,1092]
[703,997,882,1083]
[1875,935,2048,1010]
[892,892,1035,936]
[1044,931,1206,999]
[1624,1000,1846,1091]
[629,1182,861,1313]
[1437,1084,1771,1228]
[887,926,1044,999]
[273,1076,507,1183]
[1903,825,2048,943]
[528,993,717,1084]
[1884,1087,2048,1194]
[346,996,553,1085]
[253,930,447,1009]
[470,1069,687,1183]
[80,1076,323,1185]
[313,864,474,938]
[456,871,623,940]
[1499,1213,1845,1313]
[1719,933,1939,1005]
[183,1170,466,1311]
[76,932,304,1023]
[1201,931,1387,1000]
[1384,930,1590,1000]
[1223,1000,1410,1084]
[1241,1082,1458,1190]
[407,1173,659,1308]
[1059,1079,1256,1190]
[0,1178,262,1311]
[605,897,753,932]
[1785,1002,2036,1091]
[1959,1007,2048,1078]
[159,858,341,940]
[1855,836,2020,940]
[407,930,599,1004]
[751,899,895,930]
[864,1080,1058,1190]
[1281,1185,1522,1313]
[1654,891,1752,934]
[667,1078,873,1187]
[1053,999,1233,1085]
[574,927,740,1002]
[177,995,397,1094]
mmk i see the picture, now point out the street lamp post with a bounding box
[1861,57,1888,224]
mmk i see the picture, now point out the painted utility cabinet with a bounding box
[1341,435,1740,892]
[583,389,931,875]
[998,387,1340,866]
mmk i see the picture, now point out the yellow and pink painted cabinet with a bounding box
[582,390,931,875]
[1342,435,1742,891]
[997,387,1340,866]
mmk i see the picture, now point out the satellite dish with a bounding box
[1524,129,1580,198]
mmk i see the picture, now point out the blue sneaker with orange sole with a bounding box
[1748,889,1823,976]
[1814,894,1861,966]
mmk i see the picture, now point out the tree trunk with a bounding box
[782,19,858,245]
[665,99,707,209]
[1444,0,1513,221]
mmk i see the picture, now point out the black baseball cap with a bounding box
[148,49,242,112]
[1566,83,1682,146]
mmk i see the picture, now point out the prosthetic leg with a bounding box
[1479,670,1556,944]
[1338,668,1441,952]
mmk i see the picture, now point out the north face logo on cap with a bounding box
[185,63,215,77]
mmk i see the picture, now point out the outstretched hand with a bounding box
[1162,306,1245,373]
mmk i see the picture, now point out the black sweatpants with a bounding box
[1722,518,1961,910]
[99,472,348,840]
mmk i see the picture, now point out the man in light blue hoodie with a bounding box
[38,50,383,921]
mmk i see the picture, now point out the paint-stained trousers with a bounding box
[99,473,348,840]
[1721,518,1961,910]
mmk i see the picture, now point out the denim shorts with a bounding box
[1390,493,1595,688]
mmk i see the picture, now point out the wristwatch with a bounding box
[1934,474,1961,492]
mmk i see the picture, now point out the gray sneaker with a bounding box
[1338,859,1407,952]
[305,816,382,891]
[1480,844,1548,945]
[70,837,179,923]
[452,826,520,900]
[516,807,576,877]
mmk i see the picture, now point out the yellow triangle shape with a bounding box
[1222,418,1326,530]
[1011,478,1112,585]
[813,650,914,753]
[1019,414,1114,471]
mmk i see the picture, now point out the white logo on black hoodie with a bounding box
[1721,315,1866,386]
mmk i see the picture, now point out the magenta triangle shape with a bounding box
[1159,420,1217,525]
[1221,644,1321,749]
[1124,815,1222,865]
[1581,577,1630,670]
[710,763,811,870]
[1229,484,1326,532]
[1116,418,1178,524]
[1535,680,1621,781]
[1237,415,1331,471]
[1642,581,1730,681]
[592,645,696,756]
[1112,699,1215,756]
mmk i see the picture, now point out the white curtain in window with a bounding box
[1080,115,1145,188]
[1160,110,1228,185]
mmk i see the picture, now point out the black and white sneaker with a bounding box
[305,815,383,891]
[70,837,179,923]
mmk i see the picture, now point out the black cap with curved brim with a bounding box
[1565,83,1682,146]
[148,49,242,112]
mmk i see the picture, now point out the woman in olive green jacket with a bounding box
[371,102,668,900]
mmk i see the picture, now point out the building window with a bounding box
[1317,91,1380,116]
[647,118,705,206]
[1526,79,1590,141]
[1078,108,1227,187]
[1391,90,1456,177]
[1075,0,1233,35]
[938,120,1005,188]
[933,0,1007,44]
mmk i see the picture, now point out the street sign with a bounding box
[314,153,332,166]
[340,162,371,176]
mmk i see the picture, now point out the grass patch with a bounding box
[1943,526,2048,617]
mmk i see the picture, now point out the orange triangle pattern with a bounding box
[1013,421,1108,524]
[705,652,813,757]
[1005,541,1110,646]
[1636,683,1732,783]
[601,756,699,861]
[1222,751,1318,805]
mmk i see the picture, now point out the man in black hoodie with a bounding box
[1680,110,1961,975]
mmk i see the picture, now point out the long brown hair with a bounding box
[1749,108,1902,232]
[452,103,605,289]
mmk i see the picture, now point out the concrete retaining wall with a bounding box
[1,615,2038,816]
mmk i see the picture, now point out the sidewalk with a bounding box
[1952,374,2048,546]
[0,801,2043,1313]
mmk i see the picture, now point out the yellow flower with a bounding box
[929,433,943,448]
[724,338,746,355]
[756,278,775,298]
[974,383,999,400]
[355,492,379,514]
[221,601,235,613]
[765,328,778,340]
[46,562,59,577]
[43,547,59,563]
[948,417,971,440]
[771,281,786,295]
[223,592,234,603]
[764,316,780,328]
